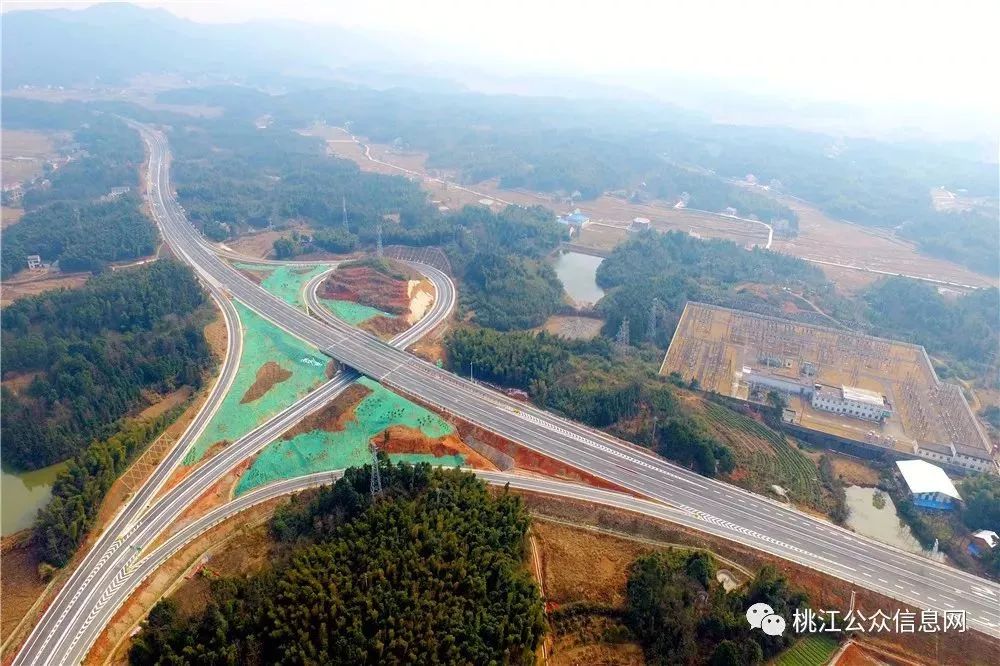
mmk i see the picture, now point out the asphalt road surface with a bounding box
[14,123,999,665]
[139,123,1000,639]
[11,126,457,665]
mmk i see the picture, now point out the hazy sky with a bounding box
[6,0,1000,114]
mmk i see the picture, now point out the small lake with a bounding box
[2,461,67,536]
[843,485,930,556]
[554,251,605,306]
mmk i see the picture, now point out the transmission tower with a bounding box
[647,298,660,341]
[369,441,383,499]
[615,317,630,353]
[376,222,383,257]
[342,196,349,233]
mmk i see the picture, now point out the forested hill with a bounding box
[130,463,545,664]
[595,230,826,346]
[1,260,215,469]
[862,278,1000,374]
[1,108,155,278]
[593,230,1000,375]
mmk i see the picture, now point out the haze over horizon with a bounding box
[5,0,999,137]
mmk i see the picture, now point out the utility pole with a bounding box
[647,298,660,341]
[470,361,474,382]
[369,440,383,500]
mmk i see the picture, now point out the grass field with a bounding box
[2,130,60,186]
[234,262,329,310]
[774,634,840,666]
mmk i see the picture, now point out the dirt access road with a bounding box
[306,124,997,293]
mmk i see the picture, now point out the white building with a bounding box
[811,385,891,422]
[896,459,962,510]
[743,367,812,396]
[915,441,998,474]
[969,530,998,557]
[629,217,651,232]
[26,254,42,270]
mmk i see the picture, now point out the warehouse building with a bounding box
[896,459,962,510]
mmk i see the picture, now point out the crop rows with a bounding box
[774,635,840,666]
[702,401,824,508]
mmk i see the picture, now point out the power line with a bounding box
[648,297,660,341]
[369,440,383,499]
[615,317,630,354]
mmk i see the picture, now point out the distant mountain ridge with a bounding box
[1,2,413,88]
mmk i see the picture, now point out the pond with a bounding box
[2,461,67,536]
[553,251,605,306]
[843,485,931,556]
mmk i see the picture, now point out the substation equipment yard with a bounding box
[660,302,997,475]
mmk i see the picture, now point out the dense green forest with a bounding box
[444,205,567,330]
[446,328,734,476]
[1,196,157,277]
[861,278,1000,374]
[22,115,143,207]
[625,553,808,664]
[1,261,214,469]
[0,112,155,277]
[461,252,564,330]
[959,474,1000,577]
[595,230,827,345]
[35,411,181,569]
[130,463,545,664]
[167,118,433,241]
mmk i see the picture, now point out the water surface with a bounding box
[554,251,605,306]
[844,485,930,556]
[2,461,67,535]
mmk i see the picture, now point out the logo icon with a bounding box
[761,614,786,636]
[746,602,787,636]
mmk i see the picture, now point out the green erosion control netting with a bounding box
[235,377,462,495]
[322,299,396,325]
[183,302,329,465]
[234,263,330,310]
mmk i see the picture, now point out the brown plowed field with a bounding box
[321,266,410,314]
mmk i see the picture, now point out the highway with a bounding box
[11,126,457,665]
[139,124,1000,636]
[15,123,1000,664]
[5,258,244,661]
[73,465,1000,663]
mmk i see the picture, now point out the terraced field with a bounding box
[700,400,824,509]
[774,634,840,666]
